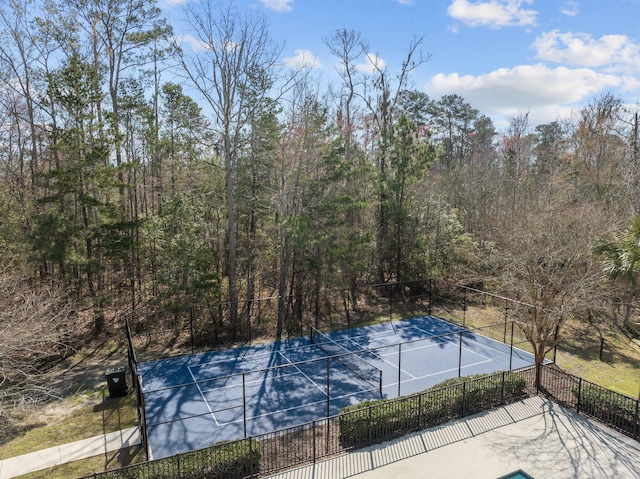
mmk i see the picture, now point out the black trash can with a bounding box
[106,367,128,398]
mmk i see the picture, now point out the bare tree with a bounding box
[0,0,44,200]
[0,265,75,434]
[494,203,606,367]
[499,111,534,215]
[323,28,368,159]
[570,93,627,208]
[176,1,282,340]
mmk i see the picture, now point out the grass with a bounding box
[3,296,640,478]
[0,340,141,479]
[0,389,140,479]
[17,446,145,479]
[555,327,640,398]
[435,300,640,399]
[0,390,136,460]
[331,297,640,398]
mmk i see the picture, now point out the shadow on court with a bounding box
[138,315,537,459]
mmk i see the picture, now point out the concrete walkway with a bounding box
[265,396,640,479]
[3,397,640,479]
[0,427,140,479]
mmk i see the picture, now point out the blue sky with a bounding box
[164,0,640,128]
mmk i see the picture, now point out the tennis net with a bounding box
[310,326,382,395]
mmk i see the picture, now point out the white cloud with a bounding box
[447,0,537,29]
[426,64,626,125]
[560,1,579,16]
[261,0,294,12]
[356,53,386,74]
[395,0,415,5]
[176,34,246,54]
[177,34,210,53]
[282,49,321,69]
[534,31,640,72]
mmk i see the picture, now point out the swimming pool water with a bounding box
[499,471,534,479]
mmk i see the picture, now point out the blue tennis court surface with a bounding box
[138,315,537,459]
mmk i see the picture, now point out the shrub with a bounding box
[102,438,260,479]
[573,382,639,435]
[338,371,527,448]
[338,396,423,447]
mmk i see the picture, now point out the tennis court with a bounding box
[138,315,537,459]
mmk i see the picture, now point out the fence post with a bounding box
[346,288,351,330]
[503,305,508,343]
[136,374,150,461]
[462,381,467,416]
[635,400,639,440]
[368,405,373,445]
[326,358,331,418]
[418,393,423,428]
[315,288,320,330]
[243,373,247,438]
[398,343,402,398]
[189,306,194,354]
[428,279,432,316]
[501,371,505,404]
[312,420,317,463]
[509,321,514,370]
[325,418,330,456]
[389,283,393,322]
[462,288,467,327]
[458,331,463,377]
[246,299,253,344]
[249,438,254,476]
[576,377,583,414]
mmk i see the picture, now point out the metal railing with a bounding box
[82,366,537,478]
[539,365,640,439]
[125,319,149,460]
[83,363,640,478]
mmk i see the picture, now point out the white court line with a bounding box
[199,368,301,396]
[341,319,448,345]
[186,365,221,426]
[342,320,457,351]
[187,341,316,377]
[201,352,379,426]
[310,323,497,387]
[337,326,492,382]
[351,340,418,380]
[201,369,310,423]
[213,377,378,426]
[381,336,492,362]
[187,349,276,380]
[277,351,330,397]
[392,357,493,388]
[375,335,494,381]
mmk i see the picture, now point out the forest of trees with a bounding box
[2,0,640,426]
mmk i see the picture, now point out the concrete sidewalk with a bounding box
[265,396,640,479]
[0,427,140,479]
[5,396,640,479]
